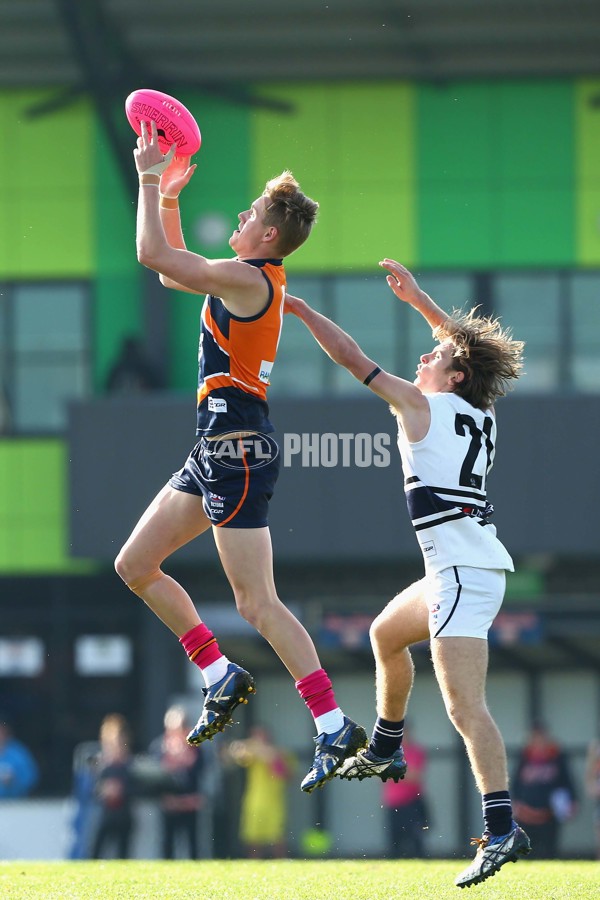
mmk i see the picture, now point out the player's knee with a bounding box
[114,548,129,583]
[445,701,461,731]
[444,697,473,735]
[234,594,261,629]
[233,589,275,631]
[114,550,160,596]
[370,613,394,657]
[114,546,140,585]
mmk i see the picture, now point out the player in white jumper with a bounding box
[286,259,529,888]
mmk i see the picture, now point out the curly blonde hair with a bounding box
[262,170,319,257]
[434,308,525,410]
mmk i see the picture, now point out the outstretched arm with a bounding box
[157,153,199,293]
[134,121,266,304]
[285,294,377,384]
[379,259,449,331]
[285,294,429,438]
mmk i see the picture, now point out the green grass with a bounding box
[0,860,598,900]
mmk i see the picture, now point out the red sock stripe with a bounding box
[179,624,223,669]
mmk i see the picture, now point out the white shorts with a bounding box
[426,566,505,639]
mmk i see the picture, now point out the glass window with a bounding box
[14,284,87,353]
[270,276,329,397]
[14,363,88,432]
[330,275,394,394]
[417,272,475,314]
[9,283,90,433]
[0,292,8,432]
[261,268,600,399]
[570,273,600,393]
[0,290,6,351]
[400,273,475,382]
[493,273,561,392]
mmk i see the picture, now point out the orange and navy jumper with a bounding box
[175,259,341,721]
[169,257,285,527]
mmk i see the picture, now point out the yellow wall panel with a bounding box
[0,90,93,278]
[252,82,416,272]
[0,439,88,573]
[576,79,600,265]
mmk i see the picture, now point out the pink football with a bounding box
[125,88,202,156]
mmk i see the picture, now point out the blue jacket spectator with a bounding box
[0,721,39,798]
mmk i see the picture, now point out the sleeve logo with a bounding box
[258,360,274,384]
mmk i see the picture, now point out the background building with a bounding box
[0,0,599,859]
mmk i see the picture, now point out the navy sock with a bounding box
[482,791,513,837]
[369,717,404,758]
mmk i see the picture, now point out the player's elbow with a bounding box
[136,236,169,272]
[135,232,147,262]
[158,273,176,289]
[136,242,158,270]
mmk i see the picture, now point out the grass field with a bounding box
[0,859,597,900]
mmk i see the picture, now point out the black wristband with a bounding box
[363,366,382,386]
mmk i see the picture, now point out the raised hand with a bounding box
[380,258,449,329]
[160,153,197,199]
[133,120,177,177]
[379,258,424,307]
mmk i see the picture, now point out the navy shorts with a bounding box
[169,433,280,528]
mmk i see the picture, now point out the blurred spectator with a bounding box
[226,724,295,858]
[584,736,600,860]
[512,721,577,859]
[381,723,429,858]
[0,382,11,434]
[68,740,100,859]
[149,705,205,859]
[106,335,162,394]
[0,719,38,799]
[90,714,136,859]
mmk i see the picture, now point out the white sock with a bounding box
[315,707,344,735]
[201,656,230,688]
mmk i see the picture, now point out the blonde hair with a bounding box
[262,170,319,256]
[434,308,525,409]
[99,713,131,751]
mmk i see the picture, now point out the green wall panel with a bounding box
[576,79,600,265]
[1,90,93,278]
[418,82,496,266]
[417,80,575,267]
[252,83,416,273]
[0,439,87,572]
[252,84,335,271]
[419,183,496,267]
[493,80,574,265]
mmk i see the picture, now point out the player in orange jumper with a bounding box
[115,121,366,794]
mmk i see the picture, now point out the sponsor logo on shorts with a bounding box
[258,360,274,384]
[208,397,227,413]
[421,540,437,557]
[210,432,279,470]
[207,492,225,515]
